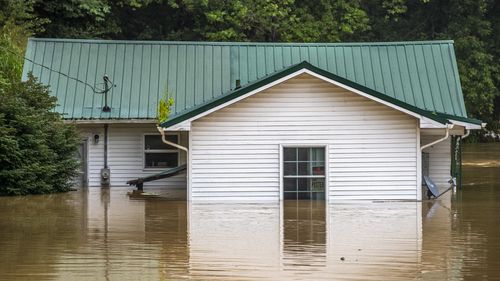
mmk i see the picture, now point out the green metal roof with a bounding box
[22,38,468,120]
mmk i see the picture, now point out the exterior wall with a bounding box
[421,129,452,189]
[190,74,419,201]
[78,123,187,188]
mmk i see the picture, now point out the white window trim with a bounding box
[142,132,181,171]
[279,144,329,201]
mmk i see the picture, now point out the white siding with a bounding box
[190,74,418,201]
[78,124,187,188]
[421,129,452,190]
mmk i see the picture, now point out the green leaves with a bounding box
[157,89,175,125]
[0,74,80,195]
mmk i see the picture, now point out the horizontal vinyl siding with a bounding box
[421,129,452,189]
[190,74,418,201]
[79,124,187,188]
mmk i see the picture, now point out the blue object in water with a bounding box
[423,175,440,199]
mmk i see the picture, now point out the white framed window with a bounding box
[282,147,326,200]
[143,133,180,169]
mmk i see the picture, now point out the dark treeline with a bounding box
[1,0,499,133]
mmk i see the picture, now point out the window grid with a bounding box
[283,147,326,200]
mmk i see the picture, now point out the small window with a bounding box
[144,134,179,169]
[283,147,325,200]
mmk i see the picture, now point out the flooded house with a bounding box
[22,39,483,201]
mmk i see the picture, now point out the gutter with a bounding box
[421,124,454,151]
[156,126,189,153]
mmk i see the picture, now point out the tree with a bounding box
[0,25,80,195]
[104,0,370,42]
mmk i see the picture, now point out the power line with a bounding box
[0,45,115,94]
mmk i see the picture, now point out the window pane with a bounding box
[284,148,296,161]
[298,178,309,191]
[284,163,297,176]
[284,192,297,200]
[145,135,178,150]
[311,192,325,200]
[298,148,309,161]
[311,148,325,161]
[145,153,178,168]
[311,162,325,175]
[284,178,297,192]
[311,178,325,192]
[298,162,310,176]
[297,192,311,200]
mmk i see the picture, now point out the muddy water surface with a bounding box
[0,143,499,280]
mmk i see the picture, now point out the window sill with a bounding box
[143,167,177,172]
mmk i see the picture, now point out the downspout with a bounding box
[461,129,470,140]
[156,126,189,153]
[104,124,108,168]
[456,129,470,190]
[419,123,454,197]
[156,126,190,200]
[100,124,110,187]
[421,124,454,151]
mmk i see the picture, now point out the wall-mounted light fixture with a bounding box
[94,134,100,144]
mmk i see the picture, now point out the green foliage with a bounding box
[100,0,370,42]
[0,22,29,84]
[157,90,175,125]
[32,0,117,38]
[0,75,81,195]
[0,27,80,195]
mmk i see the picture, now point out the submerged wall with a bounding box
[77,123,187,188]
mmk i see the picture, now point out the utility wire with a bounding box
[0,45,115,94]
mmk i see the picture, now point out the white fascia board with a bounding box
[420,118,448,129]
[164,120,191,131]
[448,119,482,130]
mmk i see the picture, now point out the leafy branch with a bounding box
[157,89,174,125]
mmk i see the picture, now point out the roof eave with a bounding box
[434,112,484,130]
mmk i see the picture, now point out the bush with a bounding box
[0,75,80,195]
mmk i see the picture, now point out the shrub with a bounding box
[0,75,80,195]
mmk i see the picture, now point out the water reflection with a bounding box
[0,189,425,280]
[0,143,498,280]
[0,193,85,280]
[145,200,189,279]
[282,201,327,271]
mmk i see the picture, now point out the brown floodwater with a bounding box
[0,143,499,280]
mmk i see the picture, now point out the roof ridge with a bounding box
[28,38,455,46]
